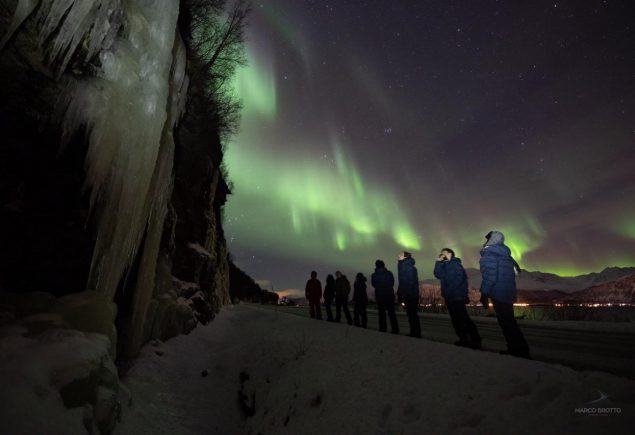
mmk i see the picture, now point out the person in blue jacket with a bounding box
[397,252,421,338]
[479,231,531,359]
[371,260,400,334]
[434,248,481,349]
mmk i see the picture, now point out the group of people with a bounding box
[304,253,422,337]
[304,230,531,359]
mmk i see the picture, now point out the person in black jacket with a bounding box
[371,260,399,334]
[397,252,421,338]
[334,271,352,324]
[352,272,368,328]
[323,274,336,321]
[434,248,481,349]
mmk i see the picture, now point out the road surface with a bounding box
[260,304,635,379]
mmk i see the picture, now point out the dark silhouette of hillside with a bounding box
[229,261,278,304]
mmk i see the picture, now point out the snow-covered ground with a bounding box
[0,315,119,435]
[117,304,634,434]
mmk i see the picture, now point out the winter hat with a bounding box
[484,230,505,246]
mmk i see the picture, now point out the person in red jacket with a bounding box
[305,271,322,319]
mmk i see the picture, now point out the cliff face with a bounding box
[0,1,243,431]
[0,0,240,359]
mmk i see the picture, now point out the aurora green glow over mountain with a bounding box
[224,1,635,293]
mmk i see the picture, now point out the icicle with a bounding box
[170,30,189,128]
[39,0,122,73]
[127,27,191,354]
[0,0,123,73]
[5,0,186,308]
[52,0,181,299]
[0,0,40,50]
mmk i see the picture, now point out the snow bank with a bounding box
[117,305,634,434]
[0,317,120,434]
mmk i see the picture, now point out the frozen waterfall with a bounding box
[3,0,189,300]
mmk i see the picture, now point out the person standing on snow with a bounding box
[371,260,400,334]
[434,248,482,349]
[305,271,322,320]
[352,272,368,328]
[334,271,352,325]
[397,252,422,338]
[479,231,531,359]
[323,274,336,321]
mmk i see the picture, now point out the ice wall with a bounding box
[127,31,190,355]
[3,0,186,302]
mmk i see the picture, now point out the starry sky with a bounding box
[224,0,635,296]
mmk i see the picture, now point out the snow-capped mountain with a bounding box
[423,266,635,293]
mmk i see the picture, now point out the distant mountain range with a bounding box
[423,266,635,293]
[517,273,635,305]
[422,266,635,304]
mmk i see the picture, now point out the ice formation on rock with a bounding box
[3,0,189,306]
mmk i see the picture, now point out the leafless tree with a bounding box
[185,0,251,139]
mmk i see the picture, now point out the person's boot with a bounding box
[454,340,470,347]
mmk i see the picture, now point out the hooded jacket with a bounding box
[323,278,335,302]
[371,267,395,302]
[397,257,420,298]
[479,231,517,304]
[334,275,351,299]
[433,257,469,302]
[353,278,368,305]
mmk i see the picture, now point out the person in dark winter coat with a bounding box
[397,252,421,338]
[323,274,336,321]
[371,260,399,334]
[305,271,322,320]
[434,248,481,348]
[480,231,531,359]
[334,271,352,324]
[352,273,368,328]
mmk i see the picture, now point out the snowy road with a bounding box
[117,304,634,435]
[268,305,635,379]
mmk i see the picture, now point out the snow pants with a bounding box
[353,303,367,328]
[446,299,481,344]
[324,299,334,321]
[309,299,322,320]
[403,295,421,338]
[377,296,399,333]
[335,297,352,324]
[492,299,530,358]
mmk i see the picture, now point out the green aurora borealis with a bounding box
[224,1,635,292]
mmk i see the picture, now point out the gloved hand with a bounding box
[480,293,489,308]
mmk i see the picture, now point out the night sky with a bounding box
[224,0,635,296]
